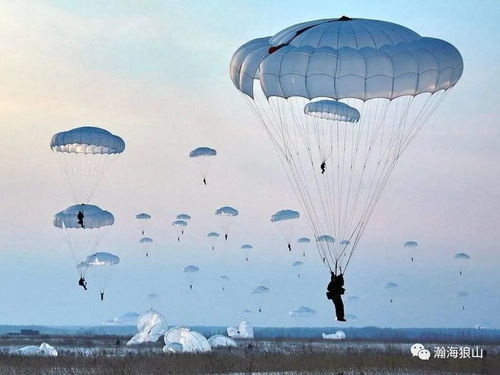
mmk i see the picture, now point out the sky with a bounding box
[0,0,499,329]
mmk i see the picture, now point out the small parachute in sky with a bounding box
[172,220,188,241]
[316,235,335,264]
[304,100,360,123]
[215,206,239,240]
[220,275,230,291]
[404,241,418,262]
[292,260,304,278]
[454,252,470,276]
[241,244,253,261]
[51,126,125,203]
[189,147,217,186]
[289,306,317,318]
[207,232,220,251]
[297,237,311,257]
[139,237,153,258]
[271,209,300,252]
[251,285,270,313]
[81,252,120,300]
[176,214,191,221]
[383,282,398,304]
[184,265,199,290]
[136,213,151,235]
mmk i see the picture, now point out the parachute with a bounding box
[383,282,398,303]
[136,213,151,235]
[230,17,463,277]
[322,331,346,340]
[404,241,418,262]
[189,147,217,186]
[81,252,120,295]
[251,285,270,313]
[454,252,470,276]
[51,126,125,203]
[305,100,360,123]
[271,209,300,251]
[297,237,311,257]
[289,306,317,318]
[172,220,188,241]
[54,204,114,275]
[176,214,191,221]
[291,260,304,278]
[127,310,168,345]
[208,335,237,348]
[184,265,199,290]
[227,321,254,339]
[139,237,153,257]
[207,232,220,251]
[164,327,211,353]
[241,243,253,261]
[215,206,239,239]
[220,275,230,291]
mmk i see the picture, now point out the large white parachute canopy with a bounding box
[53,204,114,275]
[127,309,168,345]
[322,331,346,340]
[12,343,58,357]
[136,213,151,235]
[271,209,300,252]
[80,252,119,294]
[215,206,239,240]
[230,17,463,274]
[51,126,125,203]
[164,327,211,353]
[189,147,217,186]
[289,306,317,318]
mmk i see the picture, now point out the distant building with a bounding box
[6,329,40,336]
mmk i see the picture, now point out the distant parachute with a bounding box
[454,252,470,276]
[304,100,360,123]
[292,260,304,278]
[251,285,270,313]
[404,241,418,262]
[51,126,125,203]
[54,204,114,279]
[271,209,300,252]
[215,206,239,240]
[184,265,200,290]
[316,236,335,264]
[289,306,317,318]
[136,213,151,235]
[383,282,398,304]
[176,214,191,221]
[297,237,311,257]
[207,232,220,251]
[189,147,217,186]
[241,244,253,261]
[220,275,230,291]
[80,252,120,297]
[172,220,188,241]
[139,237,154,258]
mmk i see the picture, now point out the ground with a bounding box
[0,335,497,374]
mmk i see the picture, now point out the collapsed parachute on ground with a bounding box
[11,343,58,357]
[230,16,463,278]
[289,306,317,317]
[322,331,346,340]
[51,126,125,203]
[127,310,168,345]
[208,335,238,348]
[164,327,211,353]
[227,321,254,339]
[163,342,184,353]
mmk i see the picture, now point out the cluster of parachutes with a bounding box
[51,126,124,300]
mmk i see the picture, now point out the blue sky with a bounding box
[0,0,498,328]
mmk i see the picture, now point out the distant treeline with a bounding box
[1,325,499,344]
